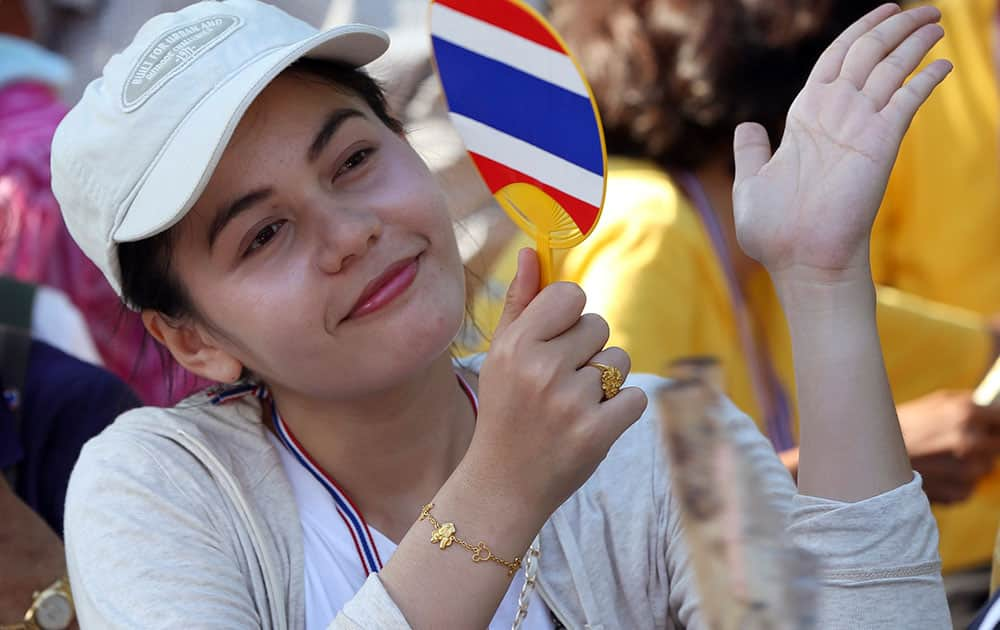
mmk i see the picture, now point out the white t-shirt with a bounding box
[32,286,102,366]
[269,430,555,630]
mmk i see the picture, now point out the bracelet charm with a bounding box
[419,503,523,577]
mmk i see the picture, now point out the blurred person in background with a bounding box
[1,0,202,404]
[0,333,140,629]
[467,0,1000,618]
[0,276,140,630]
[1,5,141,627]
[876,0,1000,316]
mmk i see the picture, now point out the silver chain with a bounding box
[511,535,541,630]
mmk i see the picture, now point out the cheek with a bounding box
[384,149,463,260]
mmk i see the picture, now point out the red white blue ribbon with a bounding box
[270,374,479,577]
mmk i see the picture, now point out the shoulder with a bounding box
[600,160,704,237]
[26,341,138,412]
[67,389,277,508]
[561,161,706,278]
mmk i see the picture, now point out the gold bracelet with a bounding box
[418,503,523,577]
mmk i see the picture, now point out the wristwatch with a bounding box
[0,576,74,630]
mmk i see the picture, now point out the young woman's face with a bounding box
[169,73,466,399]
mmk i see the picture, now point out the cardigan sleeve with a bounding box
[661,397,949,628]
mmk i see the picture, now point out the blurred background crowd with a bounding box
[3,0,1000,627]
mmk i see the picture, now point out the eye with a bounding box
[335,148,375,179]
[244,220,286,257]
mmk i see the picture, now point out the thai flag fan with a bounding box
[429,0,608,285]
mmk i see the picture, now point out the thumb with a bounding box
[494,248,541,338]
[733,122,772,189]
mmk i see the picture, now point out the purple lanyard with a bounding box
[676,172,796,451]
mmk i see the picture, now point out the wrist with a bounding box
[433,455,548,560]
[770,265,876,319]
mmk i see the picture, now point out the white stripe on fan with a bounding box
[430,3,589,98]
[449,113,604,207]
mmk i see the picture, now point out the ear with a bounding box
[142,311,244,384]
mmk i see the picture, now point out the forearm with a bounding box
[0,479,70,624]
[774,269,911,502]
[378,456,544,628]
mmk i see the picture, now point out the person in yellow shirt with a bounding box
[876,0,1000,314]
[464,0,1000,583]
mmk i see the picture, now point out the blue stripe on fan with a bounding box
[432,37,604,176]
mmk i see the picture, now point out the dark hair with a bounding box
[549,0,881,170]
[118,59,403,319]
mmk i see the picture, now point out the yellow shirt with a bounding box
[466,160,995,571]
[876,0,1000,313]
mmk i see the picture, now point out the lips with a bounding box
[346,256,420,320]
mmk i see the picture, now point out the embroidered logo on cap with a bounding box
[122,15,244,112]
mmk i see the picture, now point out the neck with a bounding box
[268,352,476,542]
[691,158,759,286]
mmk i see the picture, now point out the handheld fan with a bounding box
[429,0,608,286]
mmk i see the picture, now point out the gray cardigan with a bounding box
[63,365,949,629]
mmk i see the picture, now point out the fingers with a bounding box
[597,386,648,441]
[493,248,541,339]
[551,313,611,368]
[861,23,944,109]
[582,347,646,439]
[733,122,772,188]
[883,59,953,133]
[839,5,942,90]
[914,450,995,503]
[493,252,594,343]
[922,477,975,504]
[518,282,589,341]
[974,403,1000,431]
[579,345,631,400]
[808,3,901,84]
[960,405,1000,455]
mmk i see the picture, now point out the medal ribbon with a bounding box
[270,373,479,576]
[677,171,796,451]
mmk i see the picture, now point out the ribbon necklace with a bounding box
[268,373,479,576]
[676,171,796,451]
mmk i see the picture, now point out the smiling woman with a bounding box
[51,1,954,628]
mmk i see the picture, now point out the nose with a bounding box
[314,206,383,274]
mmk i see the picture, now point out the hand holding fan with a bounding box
[429,0,608,286]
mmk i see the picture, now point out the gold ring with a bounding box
[587,362,625,400]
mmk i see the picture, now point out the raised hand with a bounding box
[732,4,951,282]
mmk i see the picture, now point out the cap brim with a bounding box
[112,24,389,242]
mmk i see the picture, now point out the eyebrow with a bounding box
[208,108,367,250]
[208,188,273,250]
[307,107,366,163]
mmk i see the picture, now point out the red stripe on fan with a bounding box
[469,152,600,235]
[433,0,564,53]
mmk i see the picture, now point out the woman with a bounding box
[54,0,950,627]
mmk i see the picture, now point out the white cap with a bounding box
[51,0,390,298]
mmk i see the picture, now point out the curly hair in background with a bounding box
[550,0,883,170]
